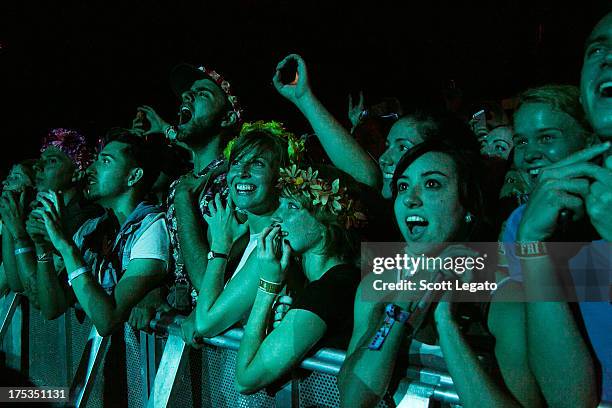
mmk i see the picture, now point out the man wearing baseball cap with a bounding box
[134,64,243,329]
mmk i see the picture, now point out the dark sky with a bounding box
[0,0,609,171]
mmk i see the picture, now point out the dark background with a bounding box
[1,0,609,173]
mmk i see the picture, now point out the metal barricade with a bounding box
[3,295,611,408]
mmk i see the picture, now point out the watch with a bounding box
[207,251,228,261]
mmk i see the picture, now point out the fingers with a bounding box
[265,225,281,256]
[358,90,364,107]
[540,178,591,199]
[294,54,306,77]
[540,162,611,184]
[207,196,218,217]
[280,239,292,271]
[214,193,224,214]
[272,69,283,91]
[348,93,353,110]
[257,226,273,255]
[545,142,611,169]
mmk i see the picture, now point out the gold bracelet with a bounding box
[258,278,283,294]
[515,241,547,258]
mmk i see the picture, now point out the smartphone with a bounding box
[278,59,298,85]
[472,109,486,128]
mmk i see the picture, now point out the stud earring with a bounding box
[465,212,473,223]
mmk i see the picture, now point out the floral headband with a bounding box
[40,128,92,172]
[277,165,367,229]
[197,66,243,122]
[223,120,305,163]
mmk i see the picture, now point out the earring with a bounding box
[465,212,473,223]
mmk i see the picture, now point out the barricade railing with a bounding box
[2,294,612,407]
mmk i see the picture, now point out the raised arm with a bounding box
[173,174,213,291]
[192,194,250,338]
[0,190,29,292]
[337,276,406,408]
[39,191,167,336]
[234,225,324,393]
[434,300,522,408]
[515,148,603,407]
[273,54,380,188]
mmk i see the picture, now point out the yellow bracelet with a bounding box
[258,278,283,294]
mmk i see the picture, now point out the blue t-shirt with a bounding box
[502,205,612,401]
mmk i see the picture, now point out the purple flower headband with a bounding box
[40,128,92,171]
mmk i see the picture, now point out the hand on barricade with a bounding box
[180,312,205,349]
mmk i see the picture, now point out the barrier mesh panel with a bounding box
[0,296,20,370]
[298,371,390,408]
[28,308,65,388]
[169,345,276,408]
[124,324,146,408]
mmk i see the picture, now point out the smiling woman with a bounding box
[185,121,303,343]
[511,85,594,195]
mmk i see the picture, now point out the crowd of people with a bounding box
[0,10,611,408]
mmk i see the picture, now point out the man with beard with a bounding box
[134,64,242,319]
[0,128,101,301]
[34,129,169,337]
[509,11,612,406]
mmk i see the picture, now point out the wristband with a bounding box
[258,278,283,295]
[515,241,547,258]
[207,251,228,261]
[68,266,91,286]
[368,304,411,350]
[14,247,34,256]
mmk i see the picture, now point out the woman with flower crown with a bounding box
[179,121,306,344]
[234,164,366,394]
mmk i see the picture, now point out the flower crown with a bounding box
[277,165,367,229]
[223,120,305,163]
[41,128,92,172]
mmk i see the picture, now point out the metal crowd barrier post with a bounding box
[68,325,109,407]
[0,292,22,341]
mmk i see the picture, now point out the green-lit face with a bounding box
[272,197,323,255]
[35,147,75,192]
[2,164,33,192]
[227,148,279,215]
[85,141,135,205]
[480,126,513,160]
[580,12,612,141]
[177,78,228,142]
[394,152,465,255]
[513,102,588,188]
[379,119,425,199]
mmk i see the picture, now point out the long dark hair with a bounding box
[391,139,494,241]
